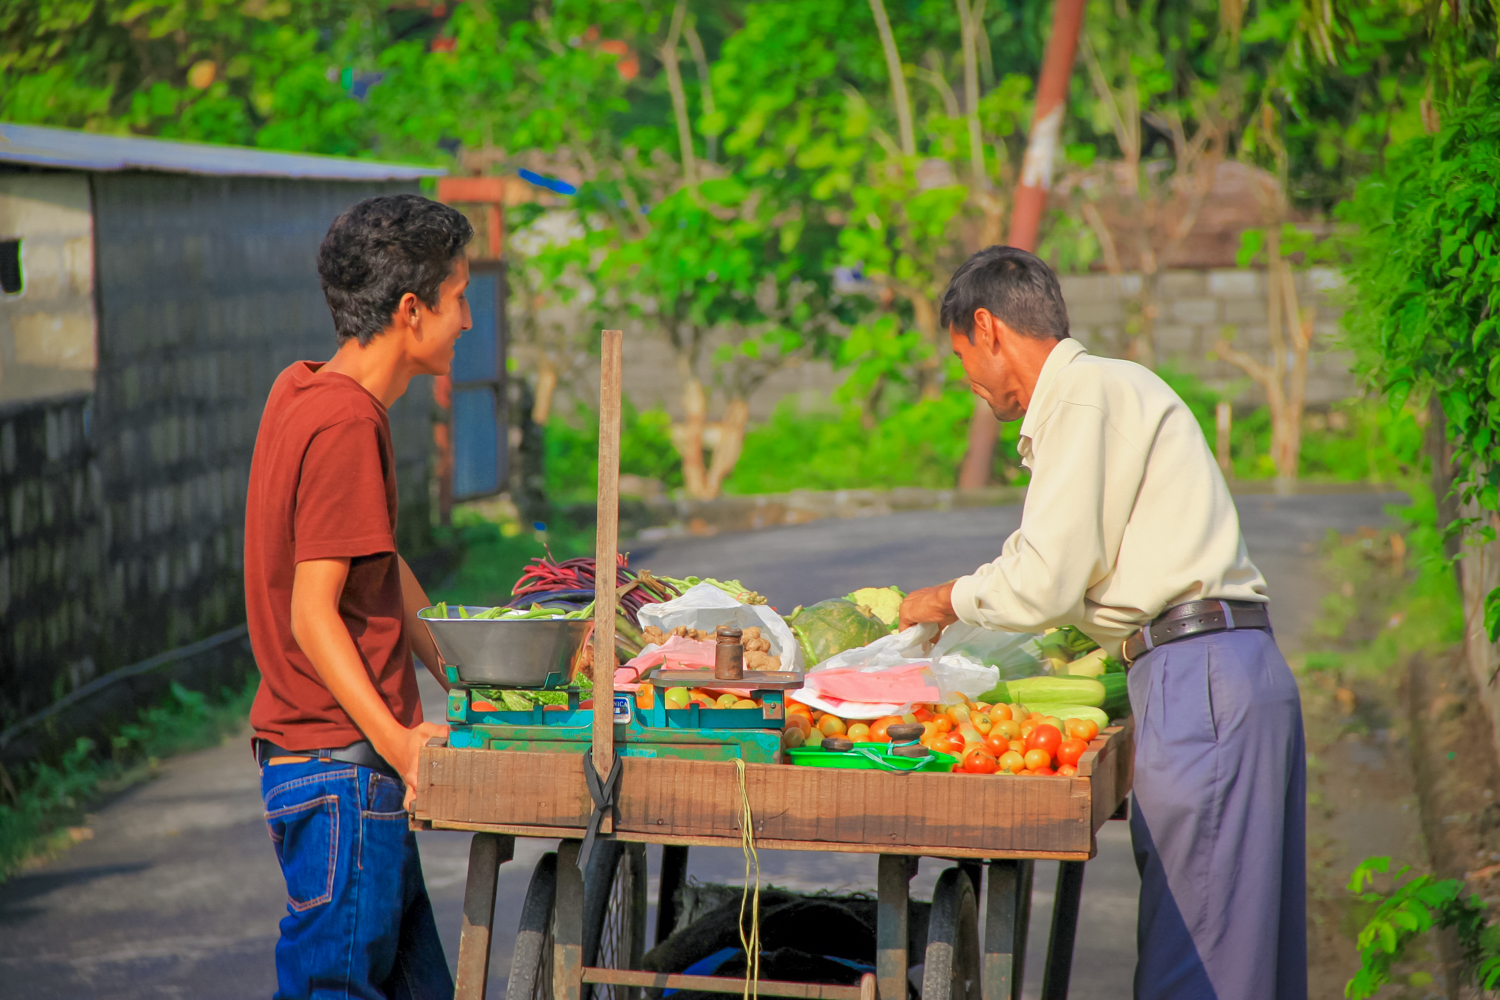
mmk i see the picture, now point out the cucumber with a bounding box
[1002,676,1107,708]
[1100,674,1130,716]
[1041,705,1111,732]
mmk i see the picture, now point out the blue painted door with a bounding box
[450,263,507,499]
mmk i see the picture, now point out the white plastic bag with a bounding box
[637,582,803,671]
[929,623,1044,681]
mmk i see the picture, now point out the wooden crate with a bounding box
[413,718,1133,861]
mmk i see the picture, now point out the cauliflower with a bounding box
[844,586,906,628]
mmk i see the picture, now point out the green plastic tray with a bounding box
[786,743,957,773]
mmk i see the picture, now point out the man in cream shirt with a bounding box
[901,246,1306,1000]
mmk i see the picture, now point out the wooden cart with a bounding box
[411,716,1132,1000]
[412,331,1135,1000]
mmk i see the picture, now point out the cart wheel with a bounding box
[583,840,649,1000]
[507,851,558,1000]
[921,867,981,1000]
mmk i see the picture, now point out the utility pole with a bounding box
[956,0,1085,490]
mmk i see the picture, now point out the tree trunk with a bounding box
[704,397,751,499]
[660,0,696,186]
[677,357,708,499]
[532,357,558,425]
[958,0,1084,490]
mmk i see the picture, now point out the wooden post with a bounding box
[555,839,585,1000]
[454,832,514,1000]
[594,329,624,776]
[875,854,913,1000]
[982,859,1033,1000]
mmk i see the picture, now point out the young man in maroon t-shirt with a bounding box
[245,194,471,999]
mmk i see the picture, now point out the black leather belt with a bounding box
[1121,599,1271,665]
[255,738,399,780]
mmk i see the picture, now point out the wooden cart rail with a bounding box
[414,720,1132,860]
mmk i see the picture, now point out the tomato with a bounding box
[1018,769,1035,776]
[1033,766,1057,776]
[1039,716,1064,734]
[846,723,871,741]
[932,716,954,735]
[1055,737,1088,767]
[818,715,848,737]
[946,704,971,726]
[997,750,1026,774]
[1023,748,1051,771]
[983,732,1010,756]
[962,749,999,774]
[869,716,903,742]
[1025,724,1063,757]
[1028,712,1046,723]
[1065,718,1100,742]
[912,706,935,722]
[1019,722,1037,740]
[1008,739,1026,754]
[969,712,993,735]
[1056,763,1078,777]
[994,719,1021,741]
[1009,703,1028,720]
[786,713,813,736]
[987,703,1013,723]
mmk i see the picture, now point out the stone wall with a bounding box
[0,173,97,405]
[538,267,1357,424]
[0,171,436,735]
[1062,268,1355,407]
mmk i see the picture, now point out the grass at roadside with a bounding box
[0,676,257,882]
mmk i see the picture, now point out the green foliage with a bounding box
[1342,64,1500,634]
[431,507,592,607]
[0,676,257,881]
[543,399,684,502]
[721,391,1025,494]
[1344,856,1500,998]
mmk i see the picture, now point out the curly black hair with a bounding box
[939,245,1070,342]
[316,194,474,345]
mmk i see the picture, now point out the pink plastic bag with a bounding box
[803,663,940,704]
[614,636,717,692]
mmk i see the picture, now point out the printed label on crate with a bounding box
[613,695,633,724]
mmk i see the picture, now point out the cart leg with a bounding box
[981,859,1033,1000]
[1039,861,1085,1000]
[455,833,515,1000]
[876,854,914,1000]
[654,845,690,946]
[555,839,585,1000]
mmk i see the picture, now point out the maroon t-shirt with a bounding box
[245,361,420,751]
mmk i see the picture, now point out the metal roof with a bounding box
[0,122,445,181]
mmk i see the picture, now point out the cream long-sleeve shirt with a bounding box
[950,338,1267,645]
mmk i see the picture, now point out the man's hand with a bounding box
[380,720,450,810]
[899,581,960,631]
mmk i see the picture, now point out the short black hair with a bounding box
[939,245,1070,342]
[317,194,474,345]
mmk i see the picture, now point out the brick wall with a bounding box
[0,172,437,734]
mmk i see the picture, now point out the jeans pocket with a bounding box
[365,771,407,818]
[266,794,339,911]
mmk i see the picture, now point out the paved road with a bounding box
[0,491,1405,999]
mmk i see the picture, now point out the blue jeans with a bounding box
[261,759,453,1000]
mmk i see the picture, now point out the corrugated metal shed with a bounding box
[0,122,444,180]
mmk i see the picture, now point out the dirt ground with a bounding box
[1296,526,1500,999]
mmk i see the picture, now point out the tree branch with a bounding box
[868,0,917,157]
[683,20,717,163]
[658,0,696,186]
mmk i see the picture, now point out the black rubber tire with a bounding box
[582,840,649,1000]
[921,867,981,1000]
[507,851,559,1000]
